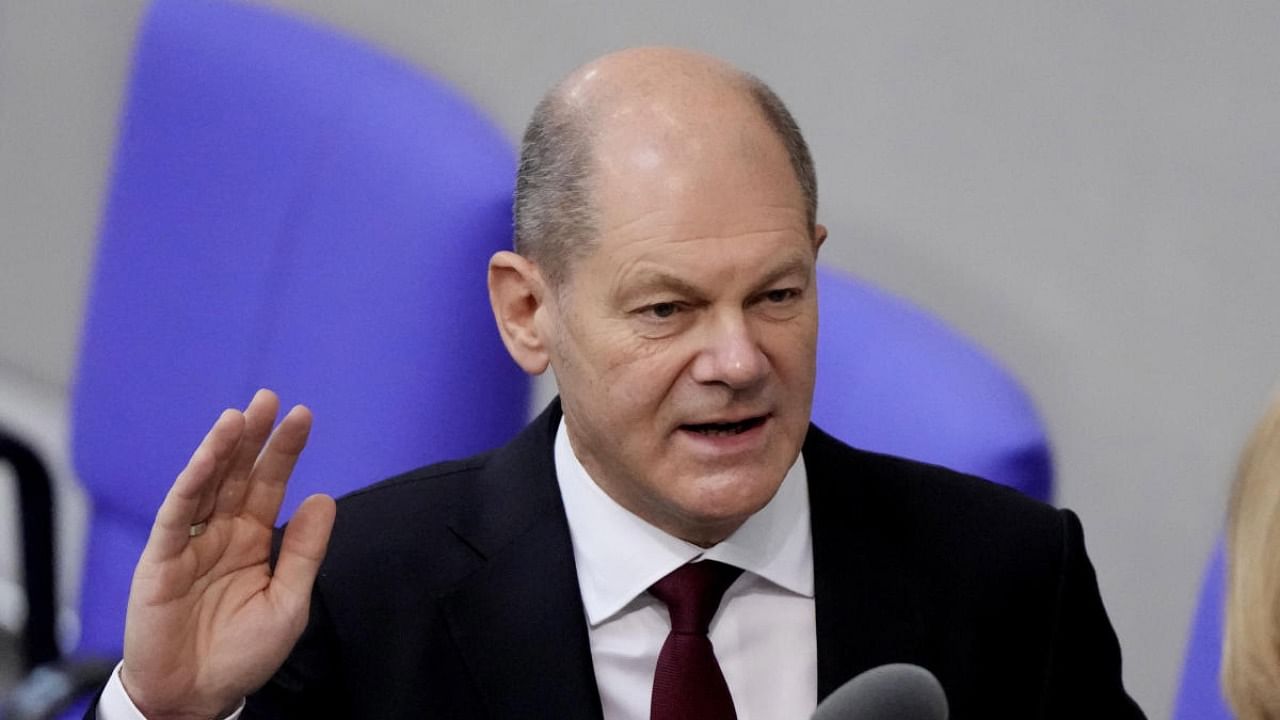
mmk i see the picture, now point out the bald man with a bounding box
[94,48,1144,719]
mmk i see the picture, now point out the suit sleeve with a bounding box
[1041,509,1147,718]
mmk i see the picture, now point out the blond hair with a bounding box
[1225,390,1280,719]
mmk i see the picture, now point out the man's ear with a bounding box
[814,223,828,252]
[488,251,552,375]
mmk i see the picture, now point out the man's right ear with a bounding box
[487,251,552,375]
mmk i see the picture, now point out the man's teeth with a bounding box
[686,418,762,436]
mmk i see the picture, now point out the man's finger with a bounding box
[240,405,313,529]
[214,388,281,518]
[269,493,336,617]
[146,409,245,562]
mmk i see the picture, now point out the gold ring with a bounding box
[189,520,209,537]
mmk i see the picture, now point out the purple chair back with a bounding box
[814,267,1053,501]
[71,0,527,655]
[1174,542,1234,719]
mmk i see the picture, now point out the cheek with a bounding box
[602,325,682,369]
[763,316,819,376]
[600,333,695,397]
[558,337,673,436]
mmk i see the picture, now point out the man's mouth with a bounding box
[680,415,768,437]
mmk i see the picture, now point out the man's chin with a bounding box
[672,469,787,523]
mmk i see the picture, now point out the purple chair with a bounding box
[1173,542,1234,719]
[814,267,1053,501]
[70,0,527,669]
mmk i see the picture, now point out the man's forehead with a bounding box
[588,110,798,225]
[591,154,809,238]
[589,223,816,299]
[586,130,812,286]
[617,248,815,290]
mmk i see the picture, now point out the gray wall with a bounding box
[3,2,1279,717]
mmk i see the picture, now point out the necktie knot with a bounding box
[649,560,743,634]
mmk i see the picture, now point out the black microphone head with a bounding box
[811,663,949,720]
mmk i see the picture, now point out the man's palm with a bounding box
[121,391,335,720]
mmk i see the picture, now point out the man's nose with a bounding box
[689,312,769,389]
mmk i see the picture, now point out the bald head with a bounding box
[513,47,817,287]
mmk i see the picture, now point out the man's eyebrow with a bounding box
[621,271,706,300]
[753,254,814,290]
[619,254,813,301]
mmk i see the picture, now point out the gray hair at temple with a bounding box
[512,71,818,287]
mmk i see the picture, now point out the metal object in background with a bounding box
[0,430,58,672]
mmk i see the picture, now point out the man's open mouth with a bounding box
[681,416,768,437]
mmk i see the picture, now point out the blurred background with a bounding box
[1,2,1277,717]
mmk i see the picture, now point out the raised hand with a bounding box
[120,389,336,719]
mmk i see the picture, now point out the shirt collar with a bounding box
[554,417,814,627]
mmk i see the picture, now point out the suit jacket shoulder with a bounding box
[804,424,1144,718]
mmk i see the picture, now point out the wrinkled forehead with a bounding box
[580,172,815,308]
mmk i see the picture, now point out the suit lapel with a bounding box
[434,412,933,715]
[806,425,931,700]
[439,401,604,720]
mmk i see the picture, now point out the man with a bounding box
[95,47,1144,718]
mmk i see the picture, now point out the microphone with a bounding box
[811,663,949,720]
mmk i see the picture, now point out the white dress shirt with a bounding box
[99,418,818,719]
[555,420,818,720]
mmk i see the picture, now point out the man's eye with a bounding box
[764,288,799,303]
[648,302,679,319]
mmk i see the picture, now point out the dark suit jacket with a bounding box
[235,399,1142,718]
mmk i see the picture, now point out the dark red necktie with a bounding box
[649,560,744,720]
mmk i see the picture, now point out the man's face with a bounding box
[543,121,821,545]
